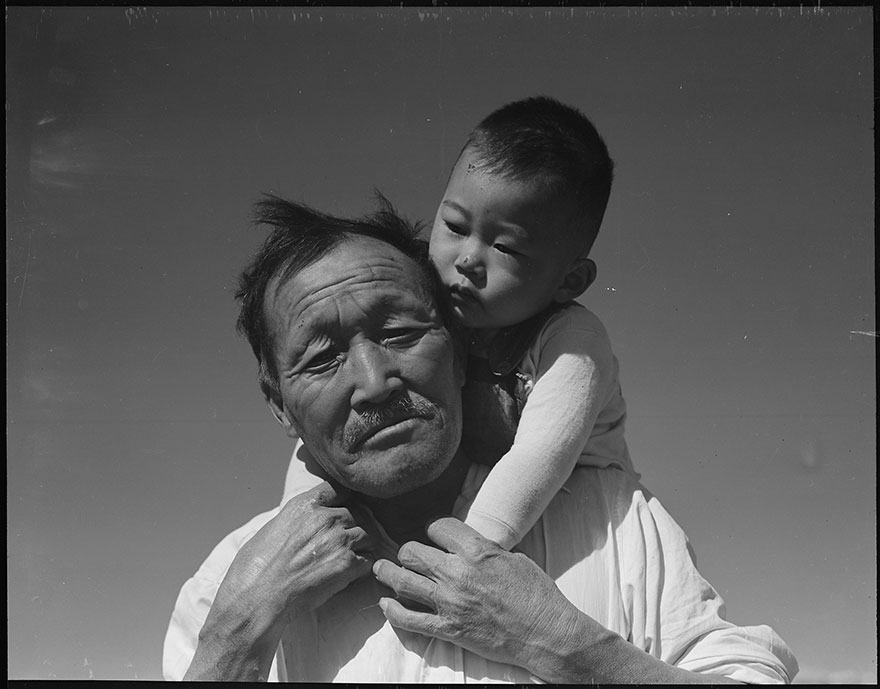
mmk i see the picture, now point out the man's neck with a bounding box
[359,448,471,546]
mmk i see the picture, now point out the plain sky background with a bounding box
[6,6,875,683]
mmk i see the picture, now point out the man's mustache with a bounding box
[344,396,436,451]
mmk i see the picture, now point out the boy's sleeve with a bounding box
[463,310,617,549]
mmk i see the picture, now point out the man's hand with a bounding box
[185,482,374,681]
[373,518,739,684]
[372,517,594,681]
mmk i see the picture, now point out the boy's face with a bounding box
[428,148,581,330]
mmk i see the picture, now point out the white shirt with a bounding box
[163,464,798,683]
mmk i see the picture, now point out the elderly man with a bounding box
[163,196,797,683]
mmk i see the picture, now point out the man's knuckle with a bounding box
[379,570,399,592]
[469,542,500,563]
[397,542,418,566]
[312,513,342,540]
[327,553,354,578]
[443,559,472,585]
[440,617,464,642]
[325,522,345,542]
[337,512,355,528]
[342,546,369,569]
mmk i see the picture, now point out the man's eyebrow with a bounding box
[440,199,470,218]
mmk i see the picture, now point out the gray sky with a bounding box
[6,7,875,682]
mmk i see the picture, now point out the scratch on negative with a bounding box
[17,226,35,313]
[635,242,650,274]
[850,330,878,338]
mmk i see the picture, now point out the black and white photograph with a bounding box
[6,6,875,683]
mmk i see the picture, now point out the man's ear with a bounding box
[262,379,301,439]
[554,257,597,303]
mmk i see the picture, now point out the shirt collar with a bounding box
[348,463,492,563]
[481,302,567,376]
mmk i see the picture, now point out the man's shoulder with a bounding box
[163,507,284,680]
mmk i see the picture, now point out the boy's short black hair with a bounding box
[463,96,614,255]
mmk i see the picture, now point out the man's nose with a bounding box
[348,341,404,411]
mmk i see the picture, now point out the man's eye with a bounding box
[303,351,339,373]
[381,328,421,347]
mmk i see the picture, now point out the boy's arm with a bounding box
[464,318,616,549]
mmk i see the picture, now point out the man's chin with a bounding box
[345,440,454,499]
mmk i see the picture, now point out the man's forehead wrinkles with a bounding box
[272,264,379,311]
[304,271,400,305]
[293,275,409,325]
[277,271,432,340]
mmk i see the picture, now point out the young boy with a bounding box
[283,96,636,550]
[425,96,635,548]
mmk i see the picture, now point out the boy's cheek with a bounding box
[428,238,453,267]
[427,250,447,273]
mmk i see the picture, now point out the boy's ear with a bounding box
[554,257,597,303]
[262,379,301,439]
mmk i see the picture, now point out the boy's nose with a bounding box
[454,252,485,278]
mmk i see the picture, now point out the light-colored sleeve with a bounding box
[675,625,800,683]
[615,478,799,683]
[162,510,282,681]
[282,437,328,505]
[464,310,618,549]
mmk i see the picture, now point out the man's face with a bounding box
[265,236,463,499]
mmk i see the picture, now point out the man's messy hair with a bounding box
[235,193,450,394]
[463,96,615,255]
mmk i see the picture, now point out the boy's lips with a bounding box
[449,284,479,304]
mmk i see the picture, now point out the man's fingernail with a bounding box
[378,598,388,613]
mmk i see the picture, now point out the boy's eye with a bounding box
[494,243,521,256]
[445,222,466,236]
